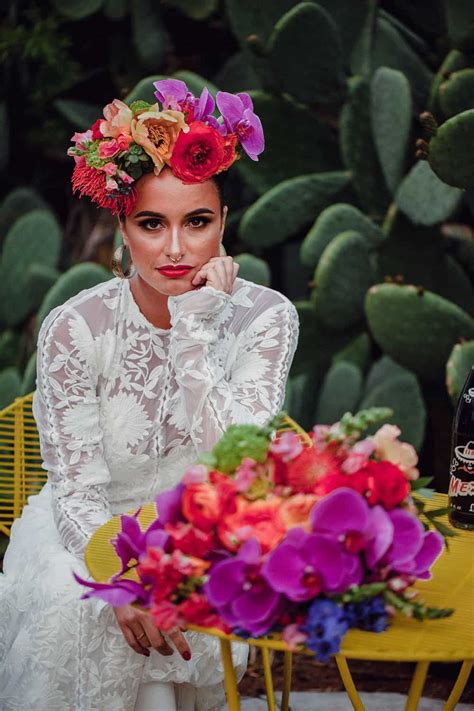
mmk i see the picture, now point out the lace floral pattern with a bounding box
[0,275,299,709]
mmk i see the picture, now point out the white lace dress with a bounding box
[0,275,299,711]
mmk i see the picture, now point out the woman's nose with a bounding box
[164,223,185,258]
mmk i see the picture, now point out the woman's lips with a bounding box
[156,267,193,278]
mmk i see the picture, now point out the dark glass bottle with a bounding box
[448,366,474,530]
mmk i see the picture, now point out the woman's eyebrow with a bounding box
[133,208,215,219]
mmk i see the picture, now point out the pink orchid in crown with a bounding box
[216,91,265,161]
[153,79,219,127]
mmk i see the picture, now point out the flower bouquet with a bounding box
[75,408,453,661]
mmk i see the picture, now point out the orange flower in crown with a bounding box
[67,78,265,217]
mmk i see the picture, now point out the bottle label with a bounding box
[449,434,474,514]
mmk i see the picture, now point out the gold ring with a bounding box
[137,632,146,640]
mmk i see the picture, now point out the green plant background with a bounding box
[1,0,474,501]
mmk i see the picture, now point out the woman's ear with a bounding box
[219,205,228,241]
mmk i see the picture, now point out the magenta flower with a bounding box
[216,91,264,161]
[155,482,185,526]
[384,509,444,579]
[154,78,191,111]
[310,488,394,570]
[154,79,218,127]
[262,527,351,601]
[72,571,151,607]
[205,538,283,636]
[111,508,169,579]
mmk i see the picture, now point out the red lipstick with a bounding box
[157,265,193,278]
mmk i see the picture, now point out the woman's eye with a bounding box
[141,219,162,230]
[188,217,210,228]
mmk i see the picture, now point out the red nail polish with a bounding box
[182,650,191,661]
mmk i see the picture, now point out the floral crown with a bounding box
[67,78,265,217]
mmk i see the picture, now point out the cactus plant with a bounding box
[234,254,271,286]
[396,159,463,224]
[312,230,376,329]
[0,209,62,326]
[51,0,104,19]
[268,3,346,106]
[239,172,350,247]
[423,109,474,189]
[315,361,363,425]
[0,188,48,246]
[359,369,426,450]
[36,263,111,335]
[0,331,20,370]
[0,367,21,410]
[300,203,384,269]
[332,333,371,373]
[446,340,474,404]
[365,284,474,380]
[371,67,412,194]
[439,69,474,118]
[21,351,37,396]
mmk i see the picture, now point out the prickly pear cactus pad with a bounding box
[426,109,474,189]
[365,284,474,381]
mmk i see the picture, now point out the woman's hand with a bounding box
[113,604,191,660]
[191,256,239,294]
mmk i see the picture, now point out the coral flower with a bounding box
[218,496,285,553]
[280,493,319,530]
[131,107,188,174]
[285,445,341,494]
[101,98,133,138]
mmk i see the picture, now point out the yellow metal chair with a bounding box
[0,392,46,538]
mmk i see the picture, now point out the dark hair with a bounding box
[210,171,228,210]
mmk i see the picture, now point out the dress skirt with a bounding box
[0,482,248,710]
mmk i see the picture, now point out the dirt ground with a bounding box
[239,650,474,704]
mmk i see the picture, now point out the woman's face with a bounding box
[120,168,227,296]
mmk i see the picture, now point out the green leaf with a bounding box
[395,161,463,226]
[411,475,434,490]
[163,0,218,20]
[371,67,412,194]
[51,0,104,19]
[54,99,102,130]
[239,172,350,248]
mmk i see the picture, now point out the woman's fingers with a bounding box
[192,256,238,293]
[122,625,150,657]
[141,619,174,656]
[166,627,192,660]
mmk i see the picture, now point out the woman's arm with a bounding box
[33,307,112,560]
[168,285,299,453]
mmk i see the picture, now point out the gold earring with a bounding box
[111,244,133,279]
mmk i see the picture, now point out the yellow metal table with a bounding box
[85,493,474,711]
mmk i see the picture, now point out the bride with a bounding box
[0,80,299,710]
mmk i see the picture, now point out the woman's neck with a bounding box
[129,274,172,330]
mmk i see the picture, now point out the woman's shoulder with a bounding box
[231,276,298,318]
[37,276,122,341]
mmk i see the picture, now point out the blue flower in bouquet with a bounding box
[344,595,388,633]
[302,599,349,662]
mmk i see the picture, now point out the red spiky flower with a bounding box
[72,163,137,217]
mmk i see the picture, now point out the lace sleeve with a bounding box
[33,307,112,560]
[168,285,299,453]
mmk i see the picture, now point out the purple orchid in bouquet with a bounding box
[74,408,454,661]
